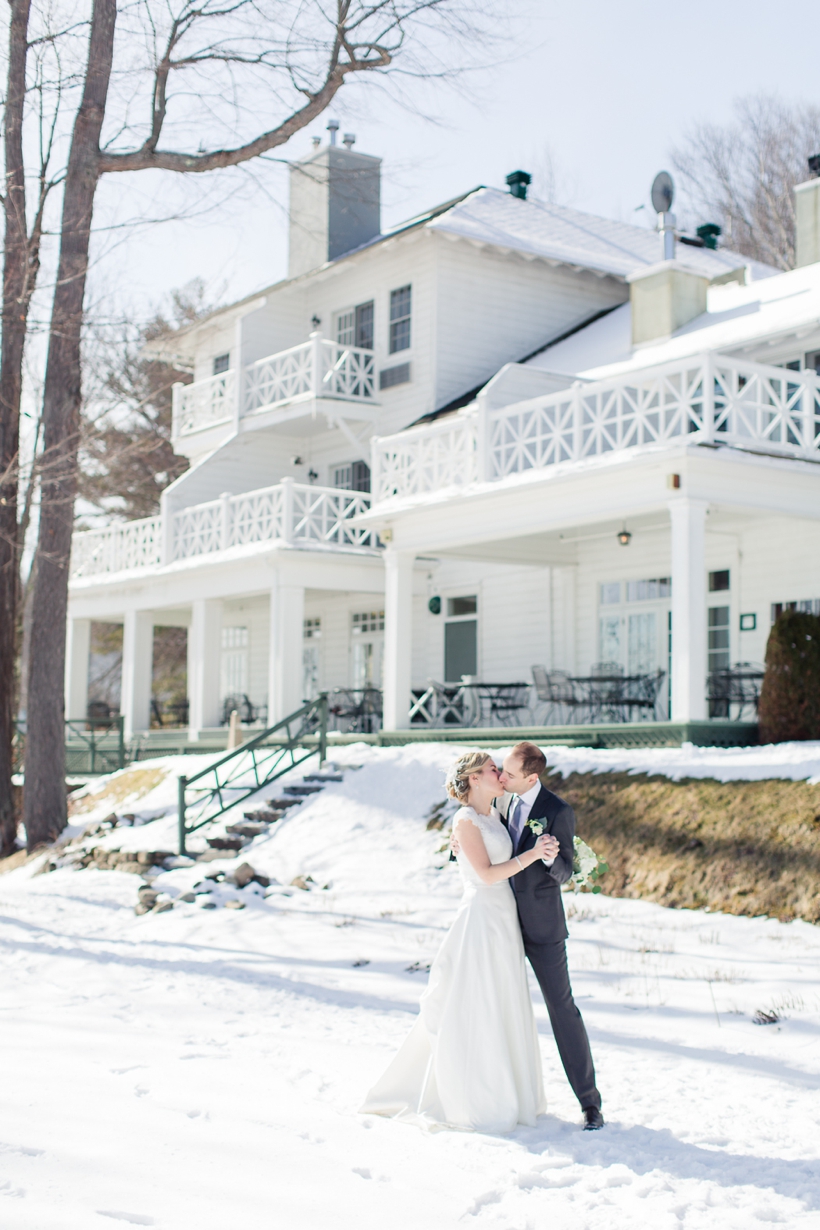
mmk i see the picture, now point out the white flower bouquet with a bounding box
[525,818,608,893]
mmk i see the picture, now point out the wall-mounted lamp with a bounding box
[307,468,319,483]
[290,455,303,466]
[667,473,681,489]
[617,527,632,546]
[428,595,442,615]
[380,527,393,543]
[311,314,321,328]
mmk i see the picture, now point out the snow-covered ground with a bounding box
[2,741,820,1229]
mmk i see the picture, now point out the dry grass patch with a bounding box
[68,766,169,816]
[547,771,820,925]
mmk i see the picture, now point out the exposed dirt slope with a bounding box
[546,771,820,924]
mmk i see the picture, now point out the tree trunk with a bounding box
[0,0,33,856]
[24,0,116,850]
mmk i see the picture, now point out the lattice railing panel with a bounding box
[374,417,478,500]
[320,341,375,401]
[290,486,373,547]
[171,502,223,560]
[244,342,314,414]
[70,517,162,578]
[173,371,235,438]
[230,487,284,545]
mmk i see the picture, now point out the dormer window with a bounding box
[336,300,374,351]
[389,285,411,353]
[213,353,230,375]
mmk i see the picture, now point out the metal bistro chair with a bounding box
[328,687,383,734]
[622,669,666,721]
[707,662,764,721]
[531,666,581,725]
[587,662,625,722]
[484,683,531,727]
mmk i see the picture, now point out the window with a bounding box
[389,285,412,353]
[805,351,820,374]
[333,460,371,492]
[303,619,321,699]
[351,610,384,688]
[600,582,621,605]
[771,598,820,621]
[213,353,230,375]
[379,362,411,390]
[709,570,730,592]
[337,300,374,350]
[352,610,384,635]
[221,626,248,699]
[447,595,477,617]
[708,607,730,673]
[625,578,671,602]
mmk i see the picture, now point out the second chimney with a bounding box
[795,160,820,267]
[627,261,709,346]
[289,141,381,277]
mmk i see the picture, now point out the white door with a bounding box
[628,611,657,675]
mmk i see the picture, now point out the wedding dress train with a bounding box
[361,805,545,1133]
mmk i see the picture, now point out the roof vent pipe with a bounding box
[650,171,676,260]
[343,133,356,149]
[327,118,339,146]
[505,170,532,200]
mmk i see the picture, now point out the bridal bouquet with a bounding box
[525,819,608,893]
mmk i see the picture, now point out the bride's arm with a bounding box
[454,815,551,885]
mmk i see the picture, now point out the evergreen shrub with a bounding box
[758,611,820,743]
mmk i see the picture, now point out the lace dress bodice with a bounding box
[453,805,512,888]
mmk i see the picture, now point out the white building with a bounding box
[66,135,820,745]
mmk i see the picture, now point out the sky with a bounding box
[92,0,820,318]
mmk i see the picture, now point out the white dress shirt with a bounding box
[509,779,556,867]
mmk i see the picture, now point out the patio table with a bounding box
[569,671,664,723]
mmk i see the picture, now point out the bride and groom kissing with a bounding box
[362,741,603,1134]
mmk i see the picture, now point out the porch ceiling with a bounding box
[432,511,669,566]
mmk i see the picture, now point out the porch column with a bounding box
[382,550,414,730]
[268,577,305,724]
[669,498,708,722]
[188,599,223,740]
[121,610,154,738]
[64,618,91,721]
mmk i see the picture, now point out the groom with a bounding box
[497,741,603,1130]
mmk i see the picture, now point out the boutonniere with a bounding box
[525,818,544,836]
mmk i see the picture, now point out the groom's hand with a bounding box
[450,832,461,855]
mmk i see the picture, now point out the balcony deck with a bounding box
[70,480,377,581]
[172,333,378,444]
[371,352,820,505]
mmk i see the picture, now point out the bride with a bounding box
[361,750,550,1133]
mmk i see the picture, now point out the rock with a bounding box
[233,862,257,889]
[227,822,269,837]
[195,849,232,862]
[163,855,194,869]
[178,892,197,903]
[290,875,314,891]
[224,899,245,910]
[206,836,245,851]
[122,813,136,825]
[200,900,217,909]
[152,900,174,913]
[134,902,152,915]
[102,813,119,827]
[119,861,144,875]
[203,871,225,882]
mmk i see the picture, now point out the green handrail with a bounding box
[177,692,328,855]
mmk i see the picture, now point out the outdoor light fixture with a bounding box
[311,314,321,328]
[617,527,632,546]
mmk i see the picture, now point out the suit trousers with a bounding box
[523,936,601,1110]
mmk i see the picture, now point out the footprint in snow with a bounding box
[97,1213,156,1226]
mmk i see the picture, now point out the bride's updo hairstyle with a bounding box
[445,750,493,802]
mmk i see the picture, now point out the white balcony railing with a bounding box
[70,481,375,579]
[372,352,820,501]
[172,369,235,439]
[70,516,163,578]
[173,333,376,439]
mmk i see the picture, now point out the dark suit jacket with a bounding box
[495,785,575,944]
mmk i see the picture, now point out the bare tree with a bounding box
[672,94,820,271]
[0,0,71,854]
[23,0,493,849]
[78,281,215,523]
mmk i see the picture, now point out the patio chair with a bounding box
[427,679,476,728]
[485,683,531,727]
[622,669,666,721]
[531,666,581,725]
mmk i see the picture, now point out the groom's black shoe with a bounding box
[582,1106,604,1130]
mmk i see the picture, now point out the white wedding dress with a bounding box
[361,805,546,1133]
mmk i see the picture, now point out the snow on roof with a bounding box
[526,260,820,379]
[426,187,776,282]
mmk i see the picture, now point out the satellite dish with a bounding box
[651,171,675,214]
